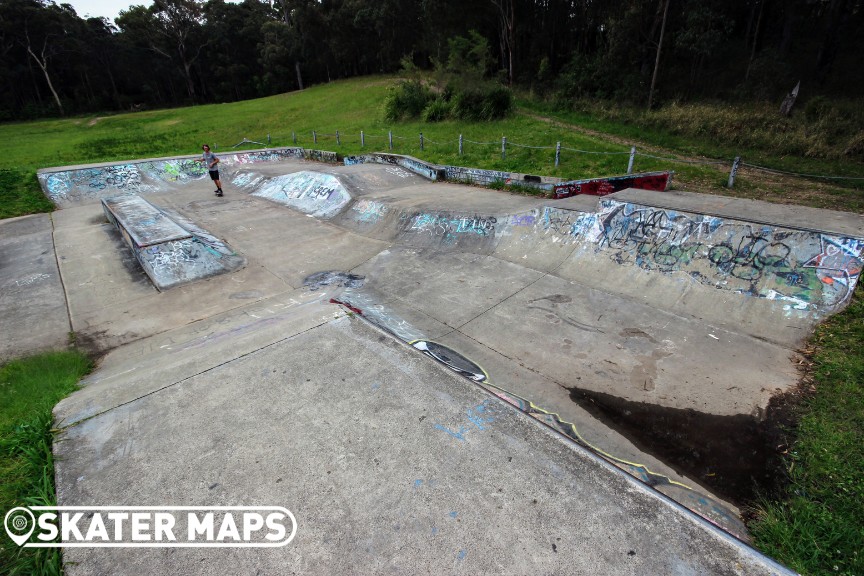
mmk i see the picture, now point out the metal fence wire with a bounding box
[223,129,863,188]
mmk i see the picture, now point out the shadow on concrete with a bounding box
[568,386,803,506]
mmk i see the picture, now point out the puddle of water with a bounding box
[568,387,796,506]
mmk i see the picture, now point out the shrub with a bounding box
[451,85,513,121]
[481,86,513,119]
[804,95,834,123]
[383,80,434,121]
[422,97,451,122]
[452,88,486,121]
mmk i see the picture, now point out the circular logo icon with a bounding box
[4,507,36,546]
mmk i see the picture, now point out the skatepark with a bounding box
[3,147,863,573]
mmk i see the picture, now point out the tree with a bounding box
[491,0,514,85]
[151,0,208,102]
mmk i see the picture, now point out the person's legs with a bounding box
[209,170,223,196]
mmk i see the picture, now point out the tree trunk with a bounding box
[295,60,303,90]
[26,42,64,115]
[815,0,848,84]
[648,0,670,110]
[745,0,765,81]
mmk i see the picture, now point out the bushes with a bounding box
[385,80,513,123]
[385,31,514,124]
[384,80,434,122]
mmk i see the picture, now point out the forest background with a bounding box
[2,0,862,122]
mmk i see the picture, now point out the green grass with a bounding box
[517,97,864,180]
[0,350,92,575]
[4,75,863,219]
[0,169,54,220]
[750,289,864,576]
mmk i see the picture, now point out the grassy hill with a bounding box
[2,75,863,219]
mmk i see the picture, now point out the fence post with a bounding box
[313,131,317,145]
[501,136,506,160]
[292,132,296,145]
[555,142,561,167]
[627,146,636,174]
[388,131,393,150]
[267,133,271,145]
[728,156,741,188]
[420,132,424,151]
[361,131,365,148]
[459,134,463,156]
[336,130,340,146]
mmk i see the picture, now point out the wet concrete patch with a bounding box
[568,387,797,506]
[303,270,365,291]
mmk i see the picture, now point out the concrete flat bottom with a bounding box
[54,316,785,575]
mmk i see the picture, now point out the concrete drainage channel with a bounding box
[19,149,864,573]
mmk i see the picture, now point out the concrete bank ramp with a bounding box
[249,170,352,218]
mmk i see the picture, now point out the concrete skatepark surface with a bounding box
[4,149,862,573]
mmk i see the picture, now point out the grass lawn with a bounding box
[2,75,863,216]
[0,351,92,575]
[749,289,864,576]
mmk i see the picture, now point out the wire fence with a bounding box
[220,129,863,189]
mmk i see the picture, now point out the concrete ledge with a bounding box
[101,195,244,290]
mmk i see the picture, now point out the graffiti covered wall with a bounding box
[553,171,671,199]
[344,153,445,181]
[38,147,318,205]
[534,200,863,314]
[40,164,150,204]
[395,210,501,251]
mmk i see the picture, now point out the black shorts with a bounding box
[208,170,220,181]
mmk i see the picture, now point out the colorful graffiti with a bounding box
[400,211,498,241]
[445,166,514,186]
[252,170,350,219]
[531,200,863,313]
[140,159,207,183]
[102,195,242,289]
[229,148,304,164]
[343,153,443,180]
[552,171,671,199]
[40,164,148,203]
[304,149,339,163]
[351,199,391,224]
[38,148,329,205]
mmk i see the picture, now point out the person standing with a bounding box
[200,144,223,196]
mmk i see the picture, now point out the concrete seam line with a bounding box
[447,246,578,337]
[53,315,343,432]
[50,212,75,338]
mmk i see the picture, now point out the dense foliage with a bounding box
[1,0,862,120]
